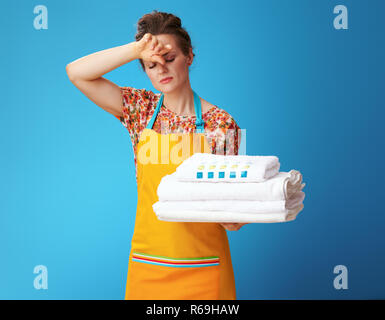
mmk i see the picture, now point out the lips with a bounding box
[160,77,173,84]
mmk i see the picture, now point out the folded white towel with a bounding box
[175,153,280,182]
[158,170,305,201]
[154,204,304,223]
[153,191,305,214]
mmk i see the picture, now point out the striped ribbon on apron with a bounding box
[132,251,220,267]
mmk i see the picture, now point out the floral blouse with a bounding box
[114,87,241,182]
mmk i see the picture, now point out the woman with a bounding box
[66,10,247,300]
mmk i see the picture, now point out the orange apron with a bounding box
[125,90,236,300]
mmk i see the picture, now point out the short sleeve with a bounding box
[115,87,155,140]
[223,117,241,155]
[204,109,241,156]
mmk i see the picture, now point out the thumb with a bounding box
[153,55,165,66]
[144,33,151,42]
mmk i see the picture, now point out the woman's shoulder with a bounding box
[115,86,159,130]
[120,86,159,108]
[204,103,240,130]
[202,102,241,156]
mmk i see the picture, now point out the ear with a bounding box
[187,47,193,66]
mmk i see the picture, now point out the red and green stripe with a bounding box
[132,251,220,267]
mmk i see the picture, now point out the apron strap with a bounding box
[146,90,205,133]
[193,90,205,133]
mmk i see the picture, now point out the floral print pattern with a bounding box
[114,87,241,182]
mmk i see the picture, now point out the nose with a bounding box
[157,62,168,73]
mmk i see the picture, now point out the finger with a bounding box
[151,37,158,50]
[231,223,242,231]
[159,45,172,56]
[154,42,164,54]
[144,33,152,43]
[220,223,231,230]
[225,223,237,231]
[152,55,165,66]
[158,44,172,56]
[141,34,152,50]
[222,223,233,227]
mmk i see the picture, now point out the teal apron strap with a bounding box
[193,90,205,133]
[146,90,205,133]
[146,93,164,129]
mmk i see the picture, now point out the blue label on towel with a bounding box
[197,172,203,179]
[208,172,214,179]
[241,171,248,178]
[230,171,236,178]
[219,171,225,178]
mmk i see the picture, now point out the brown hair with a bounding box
[135,10,195,71]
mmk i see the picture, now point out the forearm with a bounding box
[66,41,140,81]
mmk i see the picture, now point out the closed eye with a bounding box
[149,58,175,69]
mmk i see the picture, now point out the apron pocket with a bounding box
[126,251,221,300]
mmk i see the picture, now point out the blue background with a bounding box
[1,0,384,299]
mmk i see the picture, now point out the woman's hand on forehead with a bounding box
[137,33,173,66]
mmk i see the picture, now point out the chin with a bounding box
[157,83,178,94]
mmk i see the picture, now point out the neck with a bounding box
[162,80,196,116]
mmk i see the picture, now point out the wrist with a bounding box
[131,41,142,60]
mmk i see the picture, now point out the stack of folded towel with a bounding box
[152,153,306,223]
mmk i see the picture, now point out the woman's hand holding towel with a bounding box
[153,154,306,224]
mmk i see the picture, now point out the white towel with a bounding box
[153,191,305,214]
[154,204,304,223]
[175,153,280,182]
[157,170,305,201]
